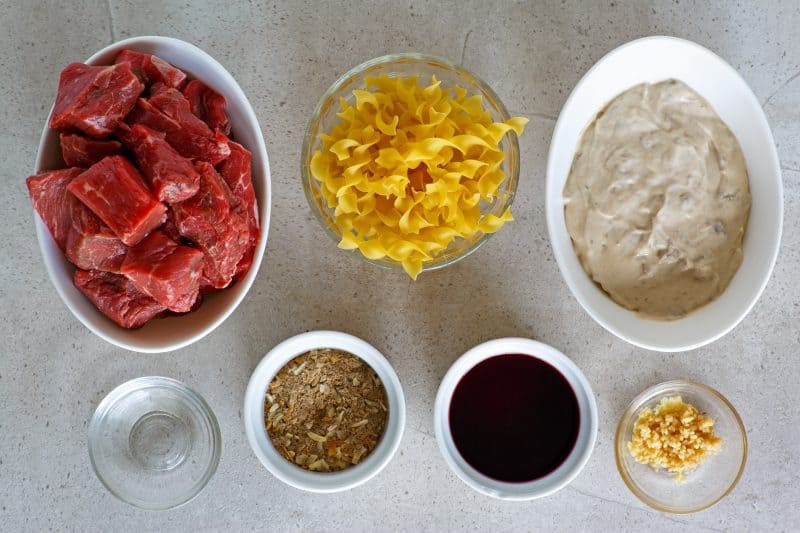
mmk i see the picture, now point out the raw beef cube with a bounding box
[60,133,122,167]
[26,168,84,250]
[127,89,230,164]
[182,80,230,135]
[125,98,174,134]
[121,230,203,313]
[67,156,167,246]
[50,62,144,138]
[199,280,218,295]
[173,162,248,289]
[114,50,187,89]
[218,140,258,241]
[170,289,201,314]
[232,249,254,282]
[114,121,135,145]
[148,88,231,163]
[161,207,182,242]
[66,199,127,272]
[74,269,165,329]
[123,124,200,203]
[162,293,204,317]
[148,82,170,98]
[218,140,259,279]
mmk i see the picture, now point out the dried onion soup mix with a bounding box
[264,349,388,472]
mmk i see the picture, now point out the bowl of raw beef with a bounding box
[27,36,271,353]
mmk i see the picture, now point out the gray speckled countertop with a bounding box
[1,1,799,531]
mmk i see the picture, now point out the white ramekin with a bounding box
[243,331,406,493]
[434,338,598,500]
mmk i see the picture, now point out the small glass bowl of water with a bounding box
[88,377,221,510]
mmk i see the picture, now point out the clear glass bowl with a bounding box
[615,380,747,513]
[88,377,221,510]
[301,53,520,275]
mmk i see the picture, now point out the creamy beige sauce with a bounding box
[563,80,751,319]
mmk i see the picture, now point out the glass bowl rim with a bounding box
[613,379,748,514]
[300,52,520,274]
[87,376,222,511]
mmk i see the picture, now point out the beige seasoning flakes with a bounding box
[265,348,389,472]
[627,395,722,482]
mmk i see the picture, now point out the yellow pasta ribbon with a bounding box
[311,74,528,279]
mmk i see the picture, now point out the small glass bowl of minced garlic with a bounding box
[614,380,747,513]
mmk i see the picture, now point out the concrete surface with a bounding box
[1,0,798,531]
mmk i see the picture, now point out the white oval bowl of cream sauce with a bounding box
[546,36,783,352]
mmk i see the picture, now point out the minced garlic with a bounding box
[627,396,722,482]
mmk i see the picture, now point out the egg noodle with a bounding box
[310,74,527,279]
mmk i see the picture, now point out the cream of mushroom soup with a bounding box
[563,80,751,319]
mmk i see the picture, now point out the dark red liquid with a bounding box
[448,354,580,482]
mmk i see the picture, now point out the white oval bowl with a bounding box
[433,338,598,500]
[243,331,406,493]
[546,36,783,352]
[32,36,271,353]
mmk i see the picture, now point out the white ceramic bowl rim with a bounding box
[433,338,598,500]
[243,331,406,493]
[32,35,272,353]
[545,35,783,352]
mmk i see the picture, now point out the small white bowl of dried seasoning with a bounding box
[243,331,406,493]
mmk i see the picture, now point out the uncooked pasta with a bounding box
[310,74,527,278]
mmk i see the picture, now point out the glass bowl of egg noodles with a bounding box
[302,53,526,279]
